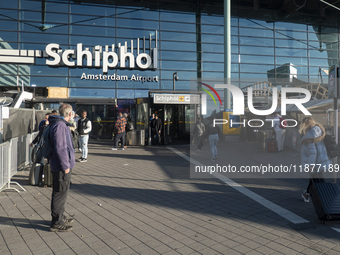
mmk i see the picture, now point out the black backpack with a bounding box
[33,126,53,163]
[324,134,339,159]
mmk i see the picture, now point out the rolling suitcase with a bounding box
[29,163,43,186]
[309,180,340,223]
[266,138,278,152]
[43,163,53,187]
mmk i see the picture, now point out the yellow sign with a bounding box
[223,111,241,135]
[179,96,184,102]
[47,87,69,99]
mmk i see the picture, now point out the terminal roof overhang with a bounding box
[32,97,117,105]
[66,0,340,25]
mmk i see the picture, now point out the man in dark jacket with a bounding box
[48,103,75,232]
[30,112,50,185]
[30,113,50,147]
[151,114,162,145]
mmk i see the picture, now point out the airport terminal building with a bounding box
[0,0,340,142]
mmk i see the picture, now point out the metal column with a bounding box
[224,0,231,110]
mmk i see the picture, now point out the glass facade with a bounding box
[0,0,340,98]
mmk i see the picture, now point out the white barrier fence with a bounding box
[0,132,38,192]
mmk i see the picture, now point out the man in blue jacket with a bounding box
[48,103,75,232]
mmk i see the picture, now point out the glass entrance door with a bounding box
[164,104,190,144]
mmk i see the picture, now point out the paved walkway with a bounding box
[1,140,340,254]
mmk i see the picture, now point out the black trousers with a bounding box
[152,129,161,145]
[115,132,125,148]
[51,170,71,225]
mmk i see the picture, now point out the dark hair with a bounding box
[51,110,58,114]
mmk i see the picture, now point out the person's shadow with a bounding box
[0,216,50,231]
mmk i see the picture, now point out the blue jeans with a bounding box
[115,132,125,148]
[79,135,89,159]
[209,134,219,159]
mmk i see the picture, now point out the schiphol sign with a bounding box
[0,31,158,81]
[46,42,157,73]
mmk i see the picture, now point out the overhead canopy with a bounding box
[278,99,336,112]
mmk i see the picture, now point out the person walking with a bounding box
[77,110,92,162]
[299,117,331,202]
[112,112,127,150]
[151,114,162,145]
[273,113,286,151]
[48,103,75,232]
[193,118,205,150]
[207,119,220,161]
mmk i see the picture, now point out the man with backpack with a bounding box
[48,103,75,232]
[273,113,286,152]
[31,113,50,148]
[30,112,50,185]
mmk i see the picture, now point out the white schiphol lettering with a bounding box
[45,41,158,73]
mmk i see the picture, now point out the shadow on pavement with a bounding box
[0,216,49,232]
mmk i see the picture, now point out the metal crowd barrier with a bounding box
[0,132,38,193]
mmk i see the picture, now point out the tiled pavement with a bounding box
[1,140,340,254]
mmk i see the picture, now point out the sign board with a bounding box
[47,87,69,99]
[328,65,338,99]
[0,31,158,74]
[153,94,200,104]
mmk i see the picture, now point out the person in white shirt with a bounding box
[77,110,92,162]
[273,113,286,151]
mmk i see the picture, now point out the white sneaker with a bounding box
[301,192,310,202]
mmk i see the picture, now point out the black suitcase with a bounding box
[29,163,43,186]
[309,180,340,223]
[43,163,53,187]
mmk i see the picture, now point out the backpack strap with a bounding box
[301,137,315,145]
[301,136,324,145]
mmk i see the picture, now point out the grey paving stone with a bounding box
[161,249,181,255]
[0,246,11,254]
[53,249,77,255]
[31,248,55,255]
[245,250,264,255]
[8,247,33,255]
[152,244,173,254]
[1,142,340,255]
[173,246,197,255]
